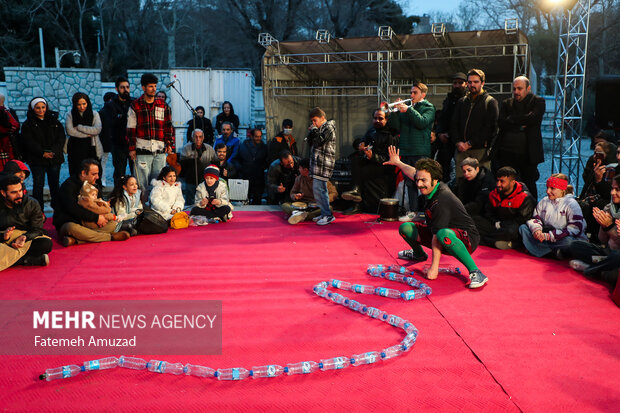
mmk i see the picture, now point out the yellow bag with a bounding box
[170,212,190,229]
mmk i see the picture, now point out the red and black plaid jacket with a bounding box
[127,95,175,153]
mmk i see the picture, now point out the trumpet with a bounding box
[380,98,413,112]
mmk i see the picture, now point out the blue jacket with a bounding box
[215,134,240,166]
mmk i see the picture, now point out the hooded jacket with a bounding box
[149,179,185,220]
[485,181,535,226]
[21,99,66,166]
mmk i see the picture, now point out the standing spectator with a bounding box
[65,92,102,178]
[156,90,168,102]
[179,129,216,201]
[434,73,467,182]
[127,73,175,192]
[101,77,134,185]
[493,76,546,200]
[237,128,269,205]
[450,69,499,178]
[186,106,214,145]
[214,101,240,134]
[214,122,240,166]
[214,143,237,180]
[97,91,117,187]
[268,119,298,164]
[0,94,20,168]
[21,97,66,210]
[306,107,337,225]
[267,150,300,205]
[389,82,435,221]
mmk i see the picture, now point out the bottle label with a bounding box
[157,361,166,373]
[389,315,399,326]
[332,280,341,288]
[334,357,345,369]
[302,362,311,374]
[387,273,397,281]
[62,366,71,378]
[267,365,276,377]
[89,360,100,370]
[378,288,387,297]
[353,285,361,293]
[366,352,376,363]
[232,368,240,380]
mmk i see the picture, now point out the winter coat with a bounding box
[307,119,336,181]
[194,180,233,220]
[100,95,133,148]
[21,109,66,167]
[214,113,240,134]
[180,142,216,185]
[237,139,268,180]
[289,174,338,204]
[600,202,620,250]
[267,157,300,202]
[65,111,103,158]
[450,90,499,150]
[437,89,466,134]
[0,194,46,241]
[214,134,241,166]
[455,166,495,216]
[186,116,215,145]
[112,189,143,221]
[388,99,435,157]
[149,179,185,220]
[53,176,101,230]
[527,194,587,242]
[484,181,536,227]
[268,132,298,165]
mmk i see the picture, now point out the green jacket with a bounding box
[389,100,435,157]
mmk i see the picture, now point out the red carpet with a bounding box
[0,212,618,412]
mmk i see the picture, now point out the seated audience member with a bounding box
[268,119,298,164]
[579,141,618,243]
[569,174,620,286]
[180,128,216,200]
[149,166,184,221]
[109,175,142,236]
[186,106,214,145]
[267,150,300,205]
[382,147,488,289]
[214,143,237,180]
[282,158,338,224]
[214,101,240,134]
[0,160,30,184]
[342,108,397,214]
[238,128,269,205]
[519,174,586,258]
[214,122,240,166]
[453,157,495,216]
[77,181,119,234]
[190,165,233,222]
[53,159,130,246]
[472,166,536,249]
[1,175,52,270]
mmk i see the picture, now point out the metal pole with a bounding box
[39,28,45,68]
[55,47,60,69]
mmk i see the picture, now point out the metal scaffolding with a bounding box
[551,0,592,193]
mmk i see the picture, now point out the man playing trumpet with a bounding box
[387,82,435,222]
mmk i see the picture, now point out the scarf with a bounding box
[71,107,94,128]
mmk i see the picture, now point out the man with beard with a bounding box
[342,108,397,214]
[267,150,300,205]
[493,76,546,200]
[0,175,52,270]
[383,148,488,289]
[450,69,499,178]
[434,73,467,182]
[472,166,536,249]
[214,143,237,180]
[101,77,134,185]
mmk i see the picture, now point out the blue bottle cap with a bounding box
[214,371,219,377]
[350,359,355,364]
[80,365,86,371]
[328,292,333,297]
[382,314,388,319]
[344,299,349,304]
[380,352,386,358]
[249,370,253,376]
[283,367,288,373]
[146,362,151,368]
[362,307,367,312]
[318,362,323,369]
[183,366,188,373]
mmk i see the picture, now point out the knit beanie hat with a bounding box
[79,181,98,197]
[203,164,220,180]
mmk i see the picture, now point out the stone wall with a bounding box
[4,67,102,120]
[127,70,171,101]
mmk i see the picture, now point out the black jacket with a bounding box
[267,156,300,202]
[363,124,398,165]
[237,139,268,180]
[215,113,240,134]
[496,93,545,165]
[450,91,499,150]
[100,96,133,148]
[267,132,298,165]
[0,194,46,241]
[437,89,466,135]
[53,175,100,230]
[186,116,215,145]
[21,110,66,167]
[454,166,495,216]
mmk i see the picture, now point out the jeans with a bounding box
[134,153,167,192]
[402,155,422,212]
[518,224,575,258]
[30,164,61,210]
[312,178,331,217]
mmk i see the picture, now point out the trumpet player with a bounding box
[388,82,435,222]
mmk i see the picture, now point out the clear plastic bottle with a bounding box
[251,364,284,378]
[366,307,387,320]
[385,272,406,282]
[314,287,329,298]
[352,284,375,294]
[216,367,250,380]
[347,300,362,312]
[387,264,408,274]
[367,264,385,273]
[147,360,184,375]
[119,356,147,370]
[405,277,421,287]
[402,290,426,300]
[286,361,319,375]
[386,315,405,328]
[319,356,350,371]
[403,323,419,336]
[375,287,402,298]
[330,279,352,290]
[185,364,216,378]
[381,344,404,360]
[423,264,460,275]
[401,332,417,351]
[83,357,119,371]
[40,365,83,381]
[329,293,345,304]
[351,351,381,366]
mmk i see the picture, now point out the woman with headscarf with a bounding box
[214,101,240,134]
[186,106,214,145]
[65,92,102,177]
[20,97,66,209]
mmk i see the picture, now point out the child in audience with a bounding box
[190,164,233,222]
[77,181,119,232]
[149,166,184,221]
[519,173,586,258]
[109,175,143,235]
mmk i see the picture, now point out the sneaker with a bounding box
[288,211,308,225]
[312,215,324,222]
[397,249,428,262]
[342,188,362,203]
[316,215,336,226]
[494,240,513,250]
[467,270,488,289]
[569,259,590,272]
[398,212,417,222]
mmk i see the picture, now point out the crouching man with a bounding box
[383,146,488,288]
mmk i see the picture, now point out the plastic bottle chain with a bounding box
[39,264,458,382]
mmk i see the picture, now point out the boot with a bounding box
[62,236,77,247]
[111,231,131,241]
[342,186,362,203]
[343,204,362,215]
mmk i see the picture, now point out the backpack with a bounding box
[135,207,169,234]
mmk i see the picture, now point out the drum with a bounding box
[291,202,308,210]
[378,198,399,221]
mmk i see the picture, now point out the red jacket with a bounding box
[486,181,535,225]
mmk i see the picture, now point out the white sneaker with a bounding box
[288,211,308,225]
[398,212,417,222]
[317,215,336,225]
[569,259,590,272]
[312,215,324,222]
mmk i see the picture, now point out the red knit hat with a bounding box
[203,164,220,180]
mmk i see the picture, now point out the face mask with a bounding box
[284,128,293,135]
